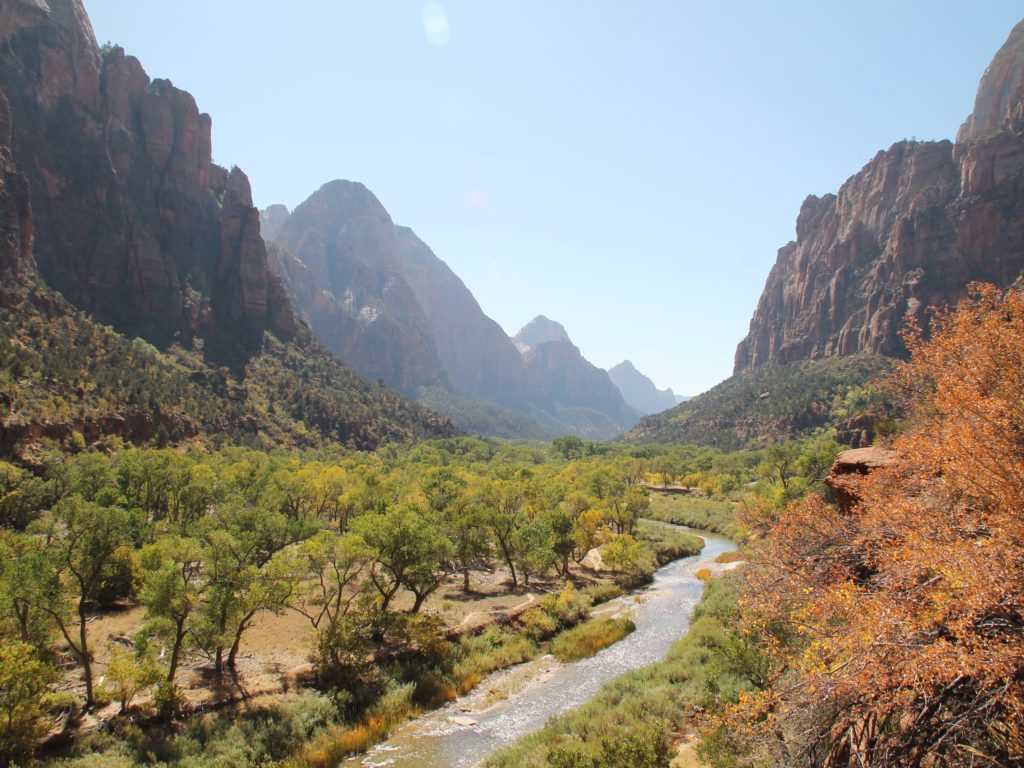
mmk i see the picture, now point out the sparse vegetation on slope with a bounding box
[0,275,455,459]
[626,353,894,450]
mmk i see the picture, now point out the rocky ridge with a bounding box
[607,360,679,415]
[0,0,299,362]
[735,19,1024,374]
[0,0,456,453]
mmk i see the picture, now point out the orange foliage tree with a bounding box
[709,284,1024,767]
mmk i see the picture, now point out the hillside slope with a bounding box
[0,0,455,455]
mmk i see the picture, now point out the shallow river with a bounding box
[342,526,735,768]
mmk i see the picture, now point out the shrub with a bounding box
[550,618,635,662]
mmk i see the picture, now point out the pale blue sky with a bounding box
[86,2,1022,396]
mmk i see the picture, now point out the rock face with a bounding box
[735,19,1024,374]
[394,226,528,407]
[267,180,447,396]
[0,90,33,281]
[0,0,294,361]
[825,446,898,514]
[515,320,642,438]
[607,360,678,415]
[259,204,290,242]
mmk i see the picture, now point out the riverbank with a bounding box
[334,529,734,768]
[482,561,753,768]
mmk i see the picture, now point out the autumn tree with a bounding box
[712,284,1024,767]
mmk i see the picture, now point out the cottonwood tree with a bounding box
[139,535,204,684]
[0,642,58,768]
[353,503,455,613]
[37,497,131,709]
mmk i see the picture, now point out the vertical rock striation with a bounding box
[0,0,294,361]
[735,19,1024,374]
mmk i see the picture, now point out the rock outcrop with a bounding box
[0,0,294,361]
[735,19,1024,374]
[607,360,678,415]
[825,446,898,514]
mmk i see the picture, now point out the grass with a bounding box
[550,617,636,662]
[635,520,704,565]
[714,551,743,564]
[646,493,744,540]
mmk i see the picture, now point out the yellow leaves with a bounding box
[728,284,1024,764]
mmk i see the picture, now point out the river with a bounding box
[342,526,735,768]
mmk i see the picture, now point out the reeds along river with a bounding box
[342,526,736,768]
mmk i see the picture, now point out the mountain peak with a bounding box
[607,360,678,416]
[513,315,571,352]
[957,19,1024,142]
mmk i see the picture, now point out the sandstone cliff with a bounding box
[735,19,1024,374]
[0,0,294,362]
[0,0,457,453]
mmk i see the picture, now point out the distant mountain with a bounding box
[513,316,572,352]
[511,320,642,438]
[263,185,642,439]
[735,19,1024,375]
[607,360,678,415]
[265,180,449,397]
[0,0,456,456]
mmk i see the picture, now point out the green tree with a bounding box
[354,504,455,613]
[102,646,162,714]
[0,642,58,768]
[139,535,204,684]
[38,497,131,708]
[552,435,585,460]
[0,531,54,651]
[481,478,526,587]
[512,517,556,585]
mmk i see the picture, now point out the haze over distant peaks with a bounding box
[513,315,572,353]
[607,360,679,415]
[262,184,642,439]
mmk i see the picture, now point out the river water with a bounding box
[342,526,735,768]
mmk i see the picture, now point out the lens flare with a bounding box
[422,3,450,46]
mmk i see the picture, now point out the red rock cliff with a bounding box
[0,0,294,360]
[735,19,1024,374]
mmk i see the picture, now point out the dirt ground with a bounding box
[65,564,603,724]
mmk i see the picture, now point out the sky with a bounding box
[85,2,1023,397]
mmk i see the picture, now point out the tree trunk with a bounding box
[167,617,186,683]
[227,611,257,671]
[78,599,94,709]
